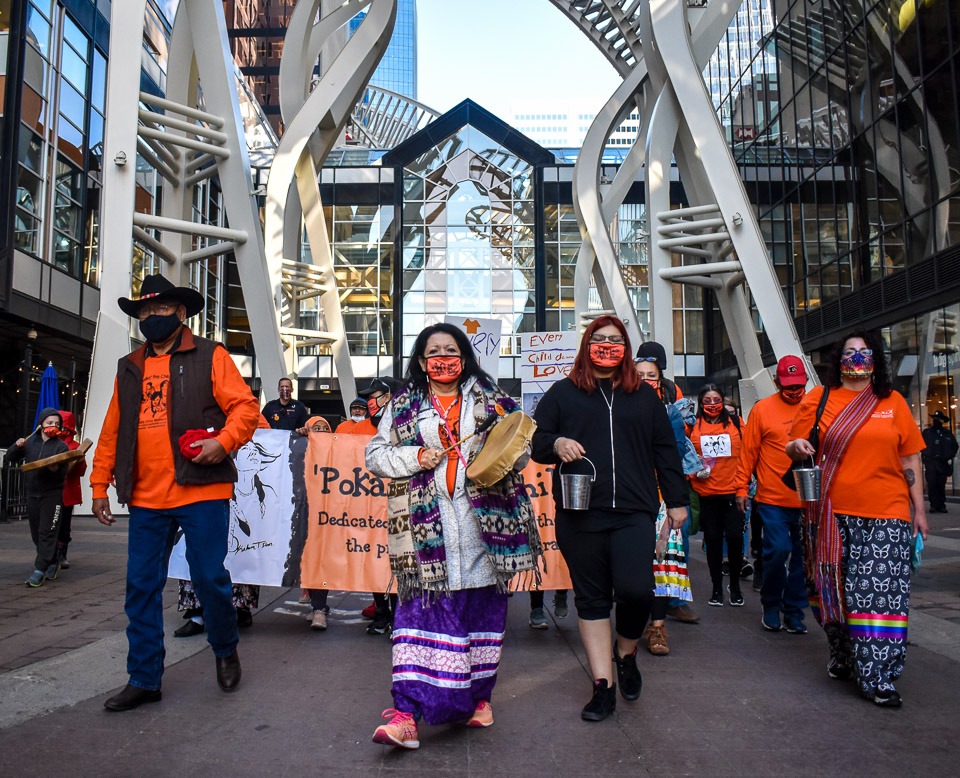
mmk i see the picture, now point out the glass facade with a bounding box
[10,0,106,283]
[349,0,416,99]
[706,0,960,332]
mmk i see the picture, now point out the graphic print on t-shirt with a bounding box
[700,433,732,458]
[140,362,169,432]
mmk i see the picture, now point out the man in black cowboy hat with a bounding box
[90,274,260,711]
[922,410,958,513]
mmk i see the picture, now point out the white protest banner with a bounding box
[169,429,297,586]
[445,315,502,382]
[520,331,579,415]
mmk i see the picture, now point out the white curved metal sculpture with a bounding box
[552,0,814,407]
[348,86,440,148]
[265,0,397,413]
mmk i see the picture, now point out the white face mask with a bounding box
[351,414,365,422]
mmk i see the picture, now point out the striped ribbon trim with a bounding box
[807,388,879,624]
[847,613,908,640]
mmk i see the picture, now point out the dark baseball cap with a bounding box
[358,377,404,397]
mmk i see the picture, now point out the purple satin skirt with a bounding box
[391,585,508,725]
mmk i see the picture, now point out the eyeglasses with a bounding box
[841,348,873,357]
[589,335,625,344]
[138,302,179,320]
[635,356,658,363]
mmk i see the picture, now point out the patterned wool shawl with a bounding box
[805,386,880,624]
[386,379,543,601]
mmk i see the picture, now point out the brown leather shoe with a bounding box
[216,649,242,693]
[646,624,670,656]
[104,684,162,712]
[666,603,701,623]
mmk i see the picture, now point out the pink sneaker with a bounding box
[372,708,419,749]
[466,700,494,728]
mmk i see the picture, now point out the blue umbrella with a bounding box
[33,363,60,430]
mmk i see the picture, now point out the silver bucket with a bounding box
[560,457,596,510]
[793,466,822,502]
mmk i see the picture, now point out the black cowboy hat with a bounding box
[932,410,950,422]
[118,273,205,318]
[358,377,404,397]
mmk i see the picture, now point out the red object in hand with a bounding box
[178,428,219,461]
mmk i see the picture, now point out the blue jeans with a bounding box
[126,500,238,690]
[668,510,692,608]
[756,502,807,618]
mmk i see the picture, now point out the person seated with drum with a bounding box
[531,316,688,722]
[365,323,542,749]
[5,409,70,587]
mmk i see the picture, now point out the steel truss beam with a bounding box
[265,0,397,415]
[554,0,815,411]
[85,0,287,476]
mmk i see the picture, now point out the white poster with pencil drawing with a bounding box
[444,315,502,382]
[168,429,295,586]
[520,331,579,416]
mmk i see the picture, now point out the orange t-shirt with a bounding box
[336,418,377,436]
[689,416,744,496]
[789,386,924,520]
[735,393,803,508]
[434,393,462,496]
[92,346,260,509]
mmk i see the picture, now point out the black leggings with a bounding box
[555,509,655,640]
[27,492,62,571]
[699,494,744,590]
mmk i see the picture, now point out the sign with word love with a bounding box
[520,331,579,416]
[445,316,502,381]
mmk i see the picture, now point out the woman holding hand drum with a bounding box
[365,323,542,748]
[531,316,687,722]
[786,330,927,707]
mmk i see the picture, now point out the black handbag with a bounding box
[781,386,830,490]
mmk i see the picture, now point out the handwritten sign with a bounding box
[520,331,579,416]
[445,315,502,382]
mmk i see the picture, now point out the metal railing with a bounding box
[0,463,27,522]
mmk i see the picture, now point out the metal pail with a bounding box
[793,466,822,502]
[560,457,596,510]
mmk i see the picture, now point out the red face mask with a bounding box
[702,402,723,417]
[425,356,462,383]
[780,386,804,404]
[589,343,625,368]
[42,424,62,438]
[367,396,386,418]
[643,378,660,391]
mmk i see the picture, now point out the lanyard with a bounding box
[430,392,468,468]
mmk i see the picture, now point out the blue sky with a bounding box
[416,0,620,119]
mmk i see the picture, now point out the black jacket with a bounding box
[5,433,69,496]
[531,377,688,514]
[262,399,309,431]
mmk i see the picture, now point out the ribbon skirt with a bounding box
[390,585,508,725]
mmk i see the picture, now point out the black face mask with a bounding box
[139,313,182,343]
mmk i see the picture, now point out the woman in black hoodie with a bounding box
[5,408,69,586]
[531,317,688,722]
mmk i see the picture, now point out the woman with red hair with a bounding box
[531,316,688,722]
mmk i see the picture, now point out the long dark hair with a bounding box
[823,329,892,399]
[406,323,494,394]
[696,383,733,428]
[568,315,642,394]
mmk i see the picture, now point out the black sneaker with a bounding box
[613,643,642,701]
[751,575,762,592]
[727,586,744,607]
[827,658,852,681]
[581,679,617,722]
[873,688,902,708]
[708,587,724,607]
[721,560,730,577]
[740,561,754,579]
[367,616,392,635]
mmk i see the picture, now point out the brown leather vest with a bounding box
[113,328,237,504]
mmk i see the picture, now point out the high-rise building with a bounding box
[224,0,417,135]
[349,0,416,99]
